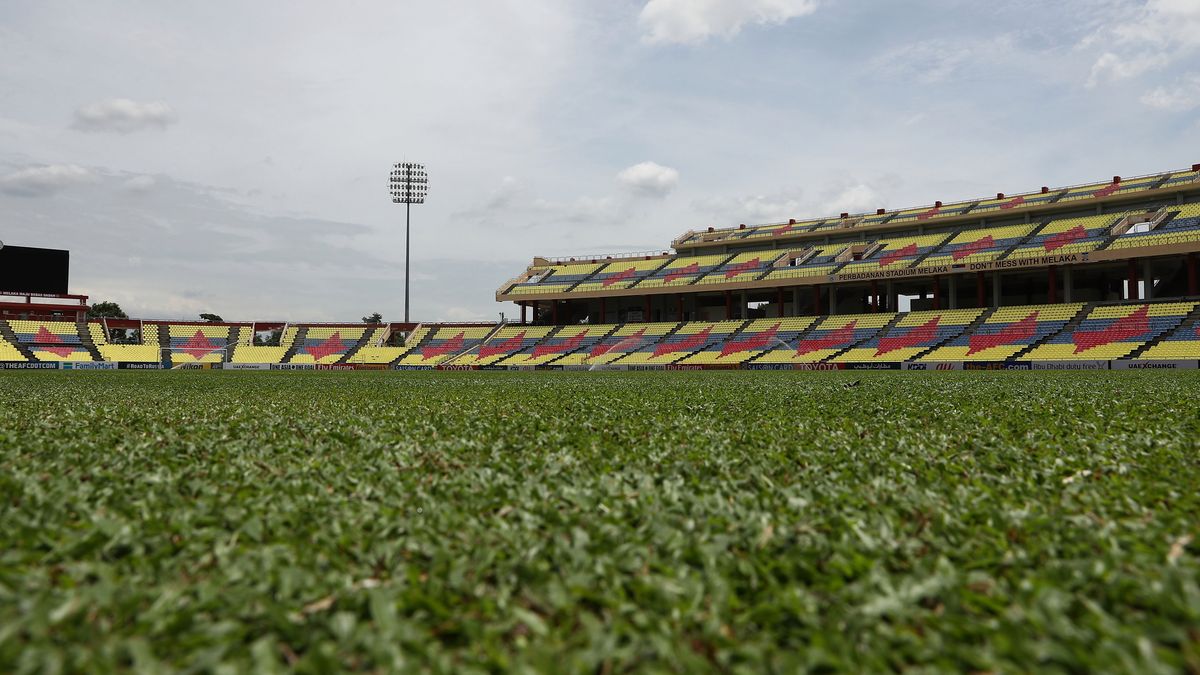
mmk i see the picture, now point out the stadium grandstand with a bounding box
[3,163,1200,370]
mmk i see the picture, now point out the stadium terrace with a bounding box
[4,164,1200,371]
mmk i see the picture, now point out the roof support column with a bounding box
[948,274,958,310]
[976,272,986,309]
[870,280,879,313]
[599,297,606,324]
[932,275,942,310]
[812,285,822,316]
[676,294,684,322]
[777,288,785,318]
[643,295,651,323]
[1143,259,1154,300]
[1188,253,1199,296]
[992,272,1002,308]
[724,291,732,321]
[1127,259,1140,301]
[552,301,559,325]
[1048,266,1058,305]
[520,302,527,324]
[1063,266,1073,304]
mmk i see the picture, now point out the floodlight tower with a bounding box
[389,162,429,323]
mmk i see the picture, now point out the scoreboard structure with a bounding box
[0,243,70,295]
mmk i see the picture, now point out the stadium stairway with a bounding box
[281,327,307,363]
[0,322,34,361]
[995,218,1052,259]
[1126,302,1200,359]
[76,318,104,361]
[910,307,997,360]
[1011,303,1095,359]
[338,327,383,364]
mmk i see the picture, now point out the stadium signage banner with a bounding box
[118,362,161,369]
[833,253,1085,283]
[628,365,666,371]
[1028,360,1108,370]
[315,364,354,371]
[477,365,508,371]
[351,364,390,371]
[223,363,270,370]
[393,365,435,371]
[1111,360,1199,370]
[271,364,314,371]
[962,361,1031,371]
[1,362,59,369]
[61,362,118,370]
[845,362,902,370]
[176,363,216,370]
[667,364,705,371]
[793,363,844,371]
[436,364,473,371]
[903,362,961,370]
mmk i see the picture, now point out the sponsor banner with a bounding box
[512,366,537,372]
[271,364,314,371]
[696,364,739,371]
[628,365,666,371]
[561,365,592,372]
[535,365,563,371]
[436,364,474,371]
[1028,360,1108,371]
[667,364,705,371]
[477,365,508,371]
[904,362,962,371]
[793,363,844,371]
[315,364,354,371]
[394,364,435,371]
[844,362,902,370]
[176,363,216,370]
[964,361,1016,371]
[832,253,1086,283]
[745,363,797,371]
[1,361,59,369]
[351,364,390,371]
[61,362,118,370]
[223,363,271,370]
[1112,360,1199,370]
[118,362,161,370]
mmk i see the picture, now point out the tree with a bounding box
[362,312,383,324]
[199,313,223,322]
[88,301,127,319]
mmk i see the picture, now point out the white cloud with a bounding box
[71,98,178,134]
[825,184,882,215]
[122,175,157,192]
[0,164,95,197]
[1086,51,1169,87]
[1141,74,1200,111]
[1084,0,1200,86]
[638,0,819,45]
[616,161,679,198]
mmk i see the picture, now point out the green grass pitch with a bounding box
[2,371,1199,673]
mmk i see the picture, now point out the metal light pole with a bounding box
[389,162,428,323]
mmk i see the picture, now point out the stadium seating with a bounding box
[752,313,894,363]
[571,322,679,366]
[695,252,778,284]
[95,322,161,362]
[507,262,604,295]
[166,324,230,364]
[446,325,556,366]
[396,326,492,366]
[831,309,983,362]
[838,233,952,274]
[613,321,744,365]
[1058,175,1165,203]
[886,200,976,224]
[231,326,298,364]
[1105,202,1200,251]
[5,320,92,361]
[497,324,617,366]
[677,317,817,365]
[1137,316,1200,360]
[634,254,732,289]
[915,223,1037,269]
[347,325,409,364]
[1004,213,1121,260]
[969,189,1064,215]
[571,259,670,293]
[760,246,845,282]
[1022,302,1196,360]
[0,331,25,361]
[289,326,366,364]
[920,304,1084,361]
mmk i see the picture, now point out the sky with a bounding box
[2,0,1199,322]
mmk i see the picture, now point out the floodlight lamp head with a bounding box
[389,161,429,204]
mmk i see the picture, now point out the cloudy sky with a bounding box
[2,0,1198,322]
